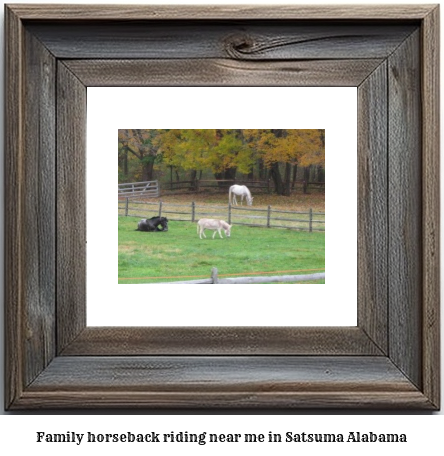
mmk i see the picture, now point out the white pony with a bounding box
[197,219,232,239]
[229,184,253,206]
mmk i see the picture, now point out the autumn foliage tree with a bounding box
[118,129,325,195]
[159,129,254,182]
[244,129,324,195]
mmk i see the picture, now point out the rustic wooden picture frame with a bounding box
[5,4,440,410]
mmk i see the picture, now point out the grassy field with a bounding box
[118,216,325,284]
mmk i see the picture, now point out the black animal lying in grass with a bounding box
[136,216,169,232]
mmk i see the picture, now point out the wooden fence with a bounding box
[164,179,271,193]
[118,180,159,198]
[118,198,325,232]
[157,268,325,284]
[163,179,323,194]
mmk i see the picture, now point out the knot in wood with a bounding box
[224,33,255,59]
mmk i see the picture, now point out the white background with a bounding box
[87,87,357,326]
[0,0,442,449]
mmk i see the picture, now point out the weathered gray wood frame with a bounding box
[5,4,440,409]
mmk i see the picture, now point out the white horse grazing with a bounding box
[229,184,253,206]
[197,218,232,239]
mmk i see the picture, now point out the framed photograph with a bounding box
[93,88,355,327]
[5,4,440,409]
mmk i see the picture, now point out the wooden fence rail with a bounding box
[118,180,159,198]
[118,198,325,232]
[165,179,271,193]
[157,268,325,284]
[162,179,324,194]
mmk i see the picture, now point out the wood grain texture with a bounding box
[64,59,384,87]
[29,356,418,391]
[5,9,58,409]
[7,4,435,20]
[357,62,388,354]
[26,22,416,60]
[56,62,87,353]
[16,390,433,410]
[22,29,57,387]
[15,356,432,409]
[61,327,382,356]
[4,4,24,410]
[388,31,422,389]
[421,6,441,409]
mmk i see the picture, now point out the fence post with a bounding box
[267,205,271,228]
[191,201,195,222]
[159,201,163,217]
[228,203,232,224]
[125,197,129,217]
[309,208,313,232]
[211,267,219,284]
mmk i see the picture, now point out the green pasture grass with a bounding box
[118,216,325,284]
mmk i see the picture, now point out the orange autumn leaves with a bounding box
[119,129,324,177]
[243,129,324,169]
